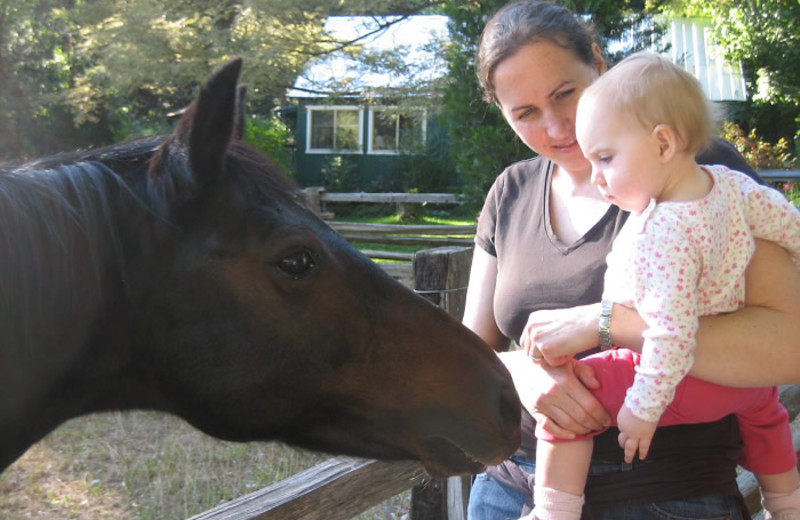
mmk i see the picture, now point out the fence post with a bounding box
[303,187,324,216]
[411,246,474,520]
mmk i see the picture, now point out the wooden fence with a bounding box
[302,187,475,287]
[188,187,800,520]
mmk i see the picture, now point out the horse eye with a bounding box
[278,249,317,279]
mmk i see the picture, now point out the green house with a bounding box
[281,15,457,192]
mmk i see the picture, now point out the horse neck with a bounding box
[0,162,168,457]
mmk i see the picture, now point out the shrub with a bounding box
[720,121,796,170]
[244,116,293,175]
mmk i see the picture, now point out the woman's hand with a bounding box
[499,350,612,439]
[616,405,658,463]
[519,304,601,365]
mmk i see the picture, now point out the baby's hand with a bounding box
[616,405,658,463]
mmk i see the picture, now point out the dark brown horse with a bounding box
[0,59,520,478]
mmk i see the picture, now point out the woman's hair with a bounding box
[476,1,598,104]
[582,51,720,153]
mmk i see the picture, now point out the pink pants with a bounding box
[539,348,796,474]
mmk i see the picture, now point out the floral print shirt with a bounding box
[603,165,800,421]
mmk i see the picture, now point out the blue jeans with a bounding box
[467,457,746,520]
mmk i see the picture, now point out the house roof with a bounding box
[287,15,449,98]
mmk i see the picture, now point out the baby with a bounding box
[523,52,800,520]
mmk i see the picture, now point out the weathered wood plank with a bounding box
[330,222,476,236]
[340,234,473,248]
[186,457,427,520]
[319,192,462,205]
[360,250,415,262]
[758,170,800,182]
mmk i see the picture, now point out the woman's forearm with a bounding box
[692,239,800,386]
[609,239,800,386]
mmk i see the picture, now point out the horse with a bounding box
[0,58,521,478]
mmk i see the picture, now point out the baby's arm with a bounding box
[616,222,702,422]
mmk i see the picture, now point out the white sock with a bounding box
[532,486,584,520]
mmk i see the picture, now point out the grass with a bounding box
[0,412,411,520]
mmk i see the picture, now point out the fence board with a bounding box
[187,458,426,520]
[340,234,473,248]
[758,170,800,182]
[314,191,461,205]
[329,222,475,236]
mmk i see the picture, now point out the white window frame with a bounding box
[367,106,427,155]
[305,105,363,154]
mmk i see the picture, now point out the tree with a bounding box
[0,0,446,162]
[666,0,799,153]
[0,0,104,160]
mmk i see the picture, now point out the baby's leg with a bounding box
[758,470,800,520]
[531,438,592,520]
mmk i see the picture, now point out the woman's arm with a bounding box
[605,239,800,386]
[464,247,612,436]
[692,238,800,386]
[526,240,800,386]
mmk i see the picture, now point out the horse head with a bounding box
[1,59,521,478]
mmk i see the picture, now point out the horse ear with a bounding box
[177,58,243,186]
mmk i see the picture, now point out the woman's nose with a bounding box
[543,110,571,140]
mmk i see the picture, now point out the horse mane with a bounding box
[0,136,304,354]
[0,153,139,354]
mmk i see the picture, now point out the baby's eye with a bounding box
[598,155,612,164]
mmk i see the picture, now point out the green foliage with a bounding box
[0,0,442,161]
[243,115,293,175]
[669,0,800,144]
[720,121,796,170]
[321,155,361,192]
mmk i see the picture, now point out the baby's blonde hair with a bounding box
[581,51,721,153]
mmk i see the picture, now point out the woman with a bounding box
[462,2,800,519]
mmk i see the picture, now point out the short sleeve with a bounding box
[475,174,505,257]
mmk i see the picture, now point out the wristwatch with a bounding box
[598,300,613,350]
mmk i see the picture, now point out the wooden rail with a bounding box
[302,187,464,221]
[758,169,800,182]
[187,458,426,520]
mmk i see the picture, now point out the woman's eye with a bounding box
[555,88,575,100]
[518,108,534,120]
[278,249,317,279]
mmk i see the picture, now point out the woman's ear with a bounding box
[652,124,679,163]
[591,43,608,75]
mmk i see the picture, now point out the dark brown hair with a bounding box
[477,1,598,104]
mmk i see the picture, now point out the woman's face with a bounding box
[492,40,605,175]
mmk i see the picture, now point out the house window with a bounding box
[306,106,362,153]
[368,107,426,155]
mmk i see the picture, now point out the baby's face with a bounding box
[576,95,665,214]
